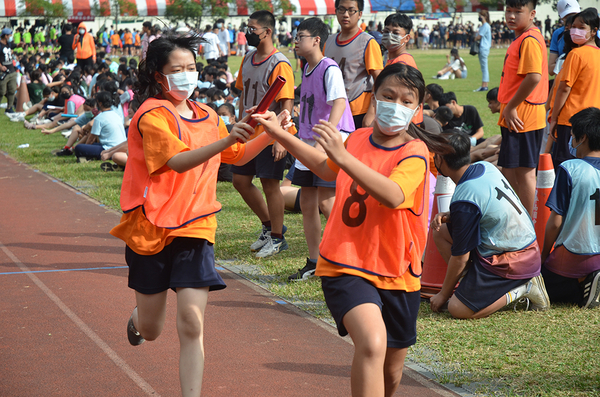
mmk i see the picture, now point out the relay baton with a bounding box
[247,75,287,128]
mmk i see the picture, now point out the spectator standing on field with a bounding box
[474,10,492,92]
[57,23,74,63]
[0,28,17,114]
[216,19,230,63]
[72,22,96,69]
[203,24,223,63]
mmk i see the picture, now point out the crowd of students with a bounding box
[2,0,599,395]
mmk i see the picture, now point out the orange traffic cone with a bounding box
[16,75,30,112]
[421,174,456,299]
[533,153,555,247]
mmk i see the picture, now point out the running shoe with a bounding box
[581,270,600,309]
[255,236,288,258]
[288,258,317,282]
[523,275,550,311]
[127,311,145,346]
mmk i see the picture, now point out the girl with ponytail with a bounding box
[110,30,288,396]
[253,62,453,396]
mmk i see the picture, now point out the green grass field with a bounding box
[1,48,599,396]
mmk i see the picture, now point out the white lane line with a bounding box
[0,242,159,396]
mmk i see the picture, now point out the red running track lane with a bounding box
[0,152,460,397]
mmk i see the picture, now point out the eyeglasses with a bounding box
[247,26,266,34]
[293,35,314,43]
[336,7,359,16]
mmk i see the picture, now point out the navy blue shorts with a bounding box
[126,237,226,294]
[292,168,336,188]
[321,275,420,349]
[230,145,286,180]
[498,127,543,168]
[551,124,576,168]
[454,257,530,312]
[540,264,582,305]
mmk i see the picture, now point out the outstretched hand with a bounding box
[229,121,254,144]
[251,110,285,138]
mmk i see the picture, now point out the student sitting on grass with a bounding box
[541,107,600,308]
[434,48,467,80]
[422,83,444,117]
[73,91,126,162]
[24,84,84,130]
[43,98,97,138]
[430,132,550,319]
[8,86,56,123]
[438,91,485,145]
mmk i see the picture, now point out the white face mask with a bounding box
[161,71,199,101]
[569,136,584,158]
[381,32,407,52]
[374,99,416,136]
[79,29,85,35]
[220,115,230,125]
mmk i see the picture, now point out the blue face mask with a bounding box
[220,115,230,125]
[213,99,225,107]
[569,136,584,158]
[198,97,207,103]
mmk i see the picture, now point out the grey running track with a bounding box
[0,152,460,396]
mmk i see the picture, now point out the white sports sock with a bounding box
[505,282,530,305]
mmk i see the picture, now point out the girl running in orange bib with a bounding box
[111,31,288,397]
[253,63,452,397]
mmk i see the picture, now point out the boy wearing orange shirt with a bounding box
[111,32,121,56]
[497,0,548,217]
[382,13,424,127]
[325,0,383,128]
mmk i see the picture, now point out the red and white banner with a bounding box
[0,0,373,17]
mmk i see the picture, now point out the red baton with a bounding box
[247,76,287,128]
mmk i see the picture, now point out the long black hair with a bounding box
[135,30,203,104]
[373,63,453,155]
[574,7,600,47]
[95,91,114,110]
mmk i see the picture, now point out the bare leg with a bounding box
[383,347,409,397]
[448,294,509,319]
[176,287,209,397]
[112,152,127,166]
[232,173,270,224]
[300,187,320,259]
[343,303,387,397]
[261,178,285,235]
[133,290,169,341]
[317,186,335,220]
[503,167,536,216]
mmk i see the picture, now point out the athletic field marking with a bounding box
[0,242,160,396]
[0,265,128,275]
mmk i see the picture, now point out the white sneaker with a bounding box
[523,275,550,311]
[36,118,52,125]
[250,226,270,252]
[9,113,25,122]
[255,236,289,258]
[61,130,72,138]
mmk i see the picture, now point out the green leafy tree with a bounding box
[165,0,228,30]
[252,0,296,14]
[18,0,68,22]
